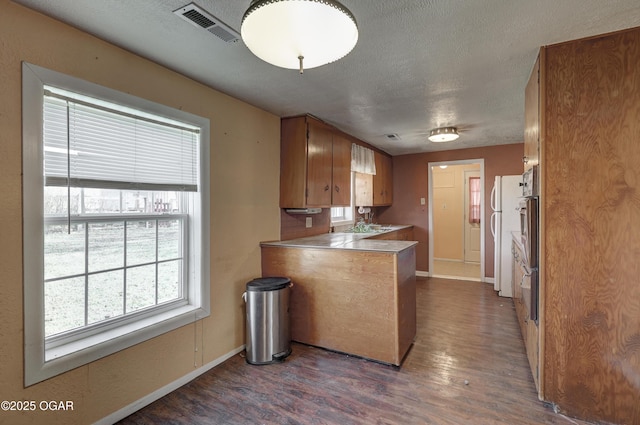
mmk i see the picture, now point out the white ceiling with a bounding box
[13,0,640,155]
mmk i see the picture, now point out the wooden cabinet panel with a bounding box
[280,117,307,208]
[540,28,640,424]
[354,172,373,207]
[373,151,392,206]
[306,119,333,207]
[261,245,416,366]
[369,227,414,241]
[331,132,351,206]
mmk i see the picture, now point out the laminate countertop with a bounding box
[260,225,417,253]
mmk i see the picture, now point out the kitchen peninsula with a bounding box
[260,226,417,366]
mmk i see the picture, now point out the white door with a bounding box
[464,170,481,263]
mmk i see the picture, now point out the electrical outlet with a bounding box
[306,217,312,228]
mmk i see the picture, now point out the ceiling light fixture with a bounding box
[428,127,459,143]
[241,0,359,74]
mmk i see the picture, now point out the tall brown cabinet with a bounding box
[526,26,640,425]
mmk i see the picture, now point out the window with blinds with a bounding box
[43,87,199,192]
[23,63,210,386]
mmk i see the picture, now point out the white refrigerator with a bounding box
[490,175,522,297]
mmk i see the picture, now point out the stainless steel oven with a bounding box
[519,165,539,323]
[519,197,538,269]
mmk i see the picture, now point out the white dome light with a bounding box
[241,0,359,73]
[428,127,460,143]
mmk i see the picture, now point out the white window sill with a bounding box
[26,304,208,386]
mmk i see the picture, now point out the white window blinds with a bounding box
[43,87,199,192]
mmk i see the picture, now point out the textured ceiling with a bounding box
[13,0,640,155]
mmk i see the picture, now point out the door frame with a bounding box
[428,159,485,281]
[463,169,481,263]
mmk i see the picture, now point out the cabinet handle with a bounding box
[325,185,330,192]
[335,185,340,193]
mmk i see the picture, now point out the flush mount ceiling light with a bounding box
[241,0,359,74]
[428,127,459,143]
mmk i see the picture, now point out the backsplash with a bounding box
[280,209,330,240]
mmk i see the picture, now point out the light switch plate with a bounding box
[306,217,312,228]
[420,197,426,205]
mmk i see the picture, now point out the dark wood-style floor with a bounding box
[117,278,591,425]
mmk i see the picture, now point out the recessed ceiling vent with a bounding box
[174,3,240,43]
[385,133,401,141]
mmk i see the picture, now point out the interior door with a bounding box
[464,170,481,263]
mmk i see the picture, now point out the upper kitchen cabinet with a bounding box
[373,151,393,206]
[331,132,352,206]
[280,115,351,208]
[355,150,394,207]
[524,55,540,171]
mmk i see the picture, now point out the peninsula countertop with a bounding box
[260,225,417,253]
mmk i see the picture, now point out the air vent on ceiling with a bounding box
[173,3,240,43]
[385,133,401,141]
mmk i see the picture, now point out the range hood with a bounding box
[285,208,322,215]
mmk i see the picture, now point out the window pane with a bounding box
[158,219,181,261]
[83,188,121,214]
[126,265,156,313]
[44,223,86,280]
[88,270,124,324]
[158,260,182,303]
[45,277,85,337]
[88,222,124,272]
[127,221,156,266]
[44,186,81,216]
[122,190,153,213]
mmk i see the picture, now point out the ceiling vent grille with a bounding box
[173,3,240,43]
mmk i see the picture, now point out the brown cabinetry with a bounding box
[526,27,640,425]
[280,116,351,208]
[368,226,413,241]
[354,151,393,207]
[373,151,393,206]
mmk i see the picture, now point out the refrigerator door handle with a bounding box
[490,184,497,212]
[490,212,497,239]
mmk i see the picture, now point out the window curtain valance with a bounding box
[351,143,376,175]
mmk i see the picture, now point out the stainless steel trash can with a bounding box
[243,277,292,365]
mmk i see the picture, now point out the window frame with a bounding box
[22,62,211,386]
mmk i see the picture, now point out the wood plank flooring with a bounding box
[117,278,592,425]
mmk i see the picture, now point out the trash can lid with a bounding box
[246,277,291,292]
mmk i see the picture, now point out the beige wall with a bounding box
[432,164,480,260]
[0,2,280,424]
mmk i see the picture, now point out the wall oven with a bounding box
[519,197,538,269]
[518,166,539,323]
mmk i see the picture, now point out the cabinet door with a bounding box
[373,152,393,206]
[355,172,373,206]
[306,119,333,207]
[382,154,393,204]
[280,117,308,208]
[331,133,351,206]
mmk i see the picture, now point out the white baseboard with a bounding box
[485,277,495,284]
[416,270,430,278]
[94,345,246,425]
